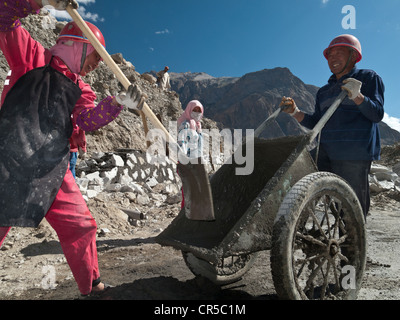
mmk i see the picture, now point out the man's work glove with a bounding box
[280,96,300,116]
[42,0,79,10]
[116,84,147,111]
[342,78,362,100]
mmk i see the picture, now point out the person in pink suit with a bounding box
[0,0,145,296]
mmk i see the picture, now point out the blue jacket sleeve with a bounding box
[358,71,385,123]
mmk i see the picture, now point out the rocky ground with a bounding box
[0,183,399,302]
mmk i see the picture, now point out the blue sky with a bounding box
[48,0,400,132]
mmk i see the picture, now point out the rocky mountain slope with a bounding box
[0,10,219,156]
[170,68,316,138]
[2,9,397,150]
[169,69,400,145]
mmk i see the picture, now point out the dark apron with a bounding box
[0,64,82,227]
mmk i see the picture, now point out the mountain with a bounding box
[0,10,219,154]
[379,122,400,146]
[170,69,400,145]
[170,68,314,138]
[1,9,398,151]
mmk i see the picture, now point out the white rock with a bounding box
[370,164,391,174]
[102,167,118,181]
[105,183,122,192]
[137,194,150,206]
[111,154,124,167]
[127,159,134,170]
[127,153,137,164]
[87,189,100,199]
[86,171,100,180]
[92,152,105,160]
[165,183,179,195]
[127,182,145,195]
[146,177,158,188]
[375,171,398,182]
[167,168,174,181]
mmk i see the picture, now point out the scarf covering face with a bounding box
[49,40,95,74]
[177,100,204,132]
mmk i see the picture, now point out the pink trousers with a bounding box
[0,170,100,295]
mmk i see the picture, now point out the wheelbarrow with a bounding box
[156,90,367,300]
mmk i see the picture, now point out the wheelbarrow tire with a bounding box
[182,252,258,285]
[271,172,367,300]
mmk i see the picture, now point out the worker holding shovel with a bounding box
[0,0,145,296]
[281,34,385,219]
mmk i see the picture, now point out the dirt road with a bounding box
[0,194,399,302]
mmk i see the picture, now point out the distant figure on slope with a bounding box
[281,34,385,219]
[156,66,171,91]
[0,0,146,297]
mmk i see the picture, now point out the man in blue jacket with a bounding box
[281,34,385,219]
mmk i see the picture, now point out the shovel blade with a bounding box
[177,159,215,221]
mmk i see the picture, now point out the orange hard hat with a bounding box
[58,21,106,48]
[323,34,362,62]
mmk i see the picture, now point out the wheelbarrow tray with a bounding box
[156,133,317,264]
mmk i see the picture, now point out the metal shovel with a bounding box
[65,4,214,221]
[254,90,348,139]
[254,104,286,138]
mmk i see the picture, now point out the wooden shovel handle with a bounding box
[65,5,174,144]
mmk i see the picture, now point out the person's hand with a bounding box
[280,96,300,116]
[342,78,362,100]
[41,0,79,10]
[116,84,147,111]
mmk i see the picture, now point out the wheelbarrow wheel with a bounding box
[182,252,258,285]
[271,172,367,300]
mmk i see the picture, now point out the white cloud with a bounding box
[78,6,104,22]
[45,0,103,22]
[78,0,96,4]
[383,113,400,133]
[322,0,330,4]
[155,29,170,35]
[46,8,71,20]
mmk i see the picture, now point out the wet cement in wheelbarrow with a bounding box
[157,135,307,251]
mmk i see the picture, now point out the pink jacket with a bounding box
[0,0,122,133]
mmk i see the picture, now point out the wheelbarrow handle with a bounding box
[309,90,348,142]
